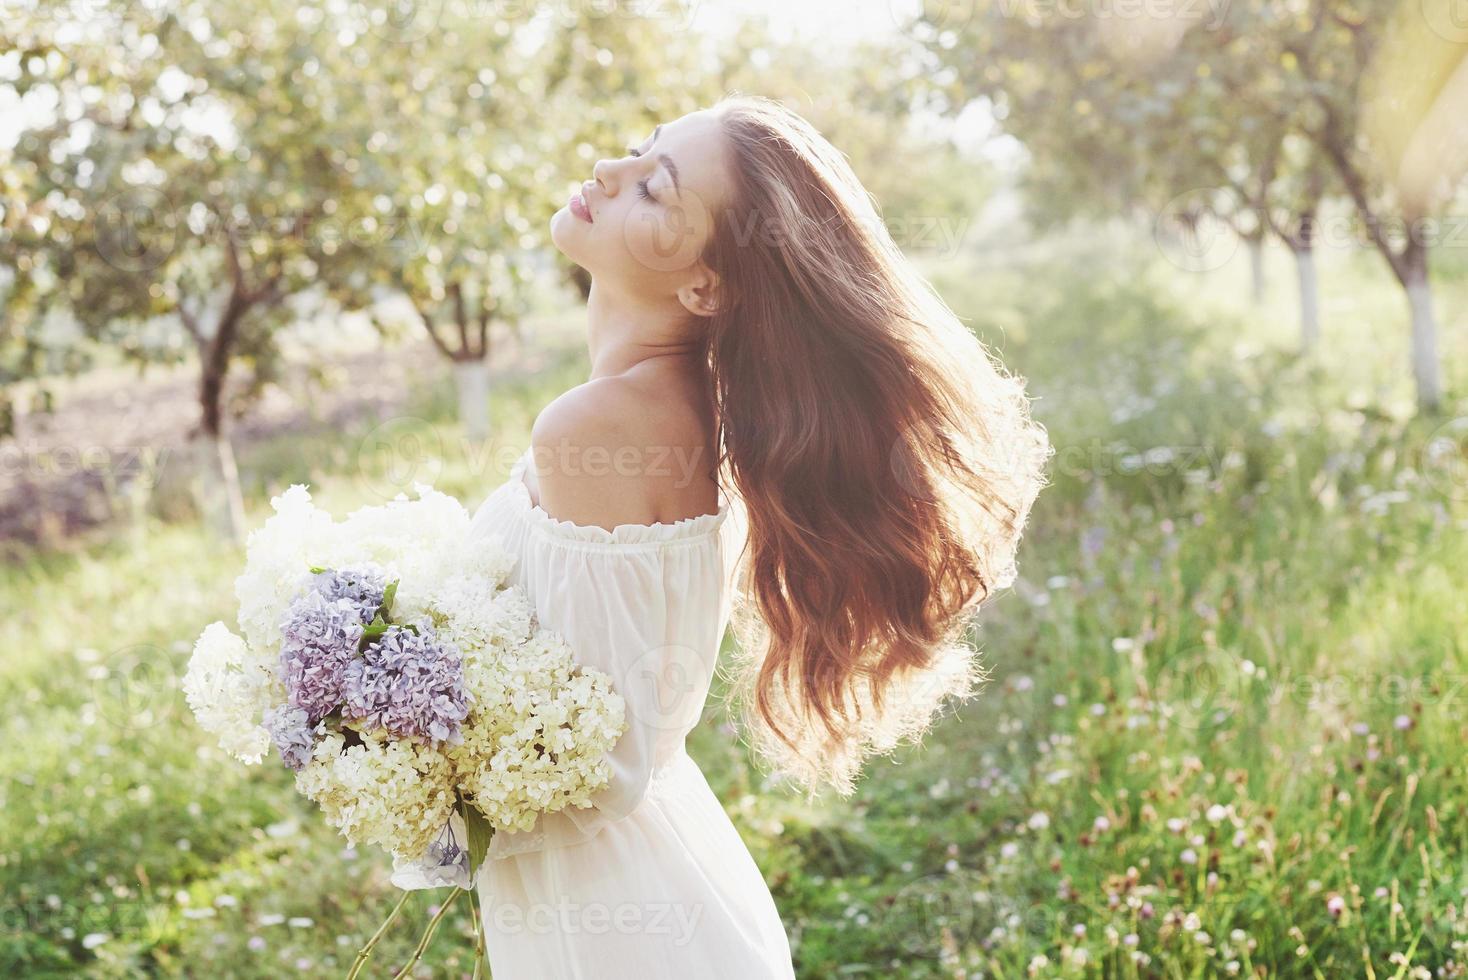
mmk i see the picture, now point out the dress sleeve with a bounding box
[485,513,731,861]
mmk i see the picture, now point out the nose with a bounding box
[591,158,617,195]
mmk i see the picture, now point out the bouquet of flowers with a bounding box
[182,481,626,976]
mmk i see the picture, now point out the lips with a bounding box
[569,185,593,224]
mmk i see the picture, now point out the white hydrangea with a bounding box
[428,576,534,658]
[182,621,283,764]
[234,484,342,655]
[295,728,458,859]
[187,479,627,869]
[447,628,625,833]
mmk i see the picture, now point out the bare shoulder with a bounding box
[525,374,718,532]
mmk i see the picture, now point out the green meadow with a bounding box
[4,232,1467,978]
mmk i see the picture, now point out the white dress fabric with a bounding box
[465,447,796,979]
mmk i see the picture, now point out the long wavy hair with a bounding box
[699,94,1053,798]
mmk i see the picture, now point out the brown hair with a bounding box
[699,94,1053,798]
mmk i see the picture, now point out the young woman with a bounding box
[466,94,1051,978]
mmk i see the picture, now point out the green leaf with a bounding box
[309,565,328,574]
[459,796,495,875]
[380,579,399,619]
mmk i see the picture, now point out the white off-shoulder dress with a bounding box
[463,447,796,979]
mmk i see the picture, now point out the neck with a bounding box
[585,277,701,380]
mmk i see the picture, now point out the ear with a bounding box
[675,264,725,318]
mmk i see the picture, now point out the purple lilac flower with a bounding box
[307,565,389,624]
[341,622,469,744]
[264,704,317,771]
[279,589,366,725]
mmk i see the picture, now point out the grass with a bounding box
[3,228,1467,977]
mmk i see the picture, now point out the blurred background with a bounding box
[3,0,1467,976]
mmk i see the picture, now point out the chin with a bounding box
[549,207,581,261]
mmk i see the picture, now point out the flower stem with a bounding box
[389,886,463,979]
[345,887,413,980]
[466,878,487,980]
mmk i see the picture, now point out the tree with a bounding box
[319,6,542,444]
[914,0,1468,410]
[3,0,381,539]
[1282,0,1468,411]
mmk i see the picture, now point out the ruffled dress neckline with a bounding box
[507,447,730,549]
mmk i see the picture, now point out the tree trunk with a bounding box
[1402,245,1443,413]
[183,298,249,542]
[1247,236,1266,306]
[454,358,491,443]
[183,429,246,545]
[1292,242,1320,353]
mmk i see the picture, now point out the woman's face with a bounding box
[550,108,732,312]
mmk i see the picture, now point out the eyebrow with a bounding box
[657,152,681,198]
